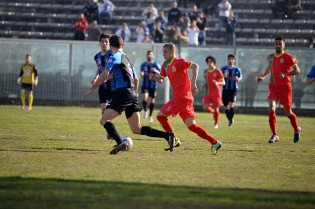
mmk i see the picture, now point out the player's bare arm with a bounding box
[280,64,300,79]
[82,69,110,99]
[190,62,199,95]
[257,67,271,82]
[149,73,164,83]
[134,76,139,91]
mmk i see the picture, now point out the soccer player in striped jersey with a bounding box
[83,35,175,154]
[140,50,161,122]
[202,56,225,129]
[150,43,222,155]
[221,54,242,127]
[17,54,38,111]
[257,36,301,143]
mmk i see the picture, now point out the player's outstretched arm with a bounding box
[257,67,270,82]
[82,69,110,99]
[190,63,199,95]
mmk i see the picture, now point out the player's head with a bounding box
[205,56,216,65]
[99,33,111,52]
[162,43,176,61]
[227,54,235,66]
[274,36,285,54]
[109,35,124,49]
[146,50,154,61]
[25,54,31,63]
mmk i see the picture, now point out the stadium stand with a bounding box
[0,0,314,47]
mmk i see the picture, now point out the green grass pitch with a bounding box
[0,105,314,209]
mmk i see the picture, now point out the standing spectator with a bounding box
[203,0,221,18]
[153,21,164,43]
[83,0,99,22]
[306,65,315,85]
[225,11,236,46]
[17,54,38,111]
[221,54,242,127]
[98,0,115,25]
[271,0,289,19]
[115,22,131,43]
[140,50,160,122]
[73,13,89,40]
[196,11,207,46]
[136,21,150,43]
[202,56,225,129]
[187,20,200,46]
[86,20,101,41]
[150,43,222,154]
[83,35,176,154]
[155,10,168,31]
[217,0,231,38]
[168,1,182,25]
[307,37,314,49]
[287,0,302,18]
[257,36,301,143]
[142,3,158,34]
[188,4,199,22]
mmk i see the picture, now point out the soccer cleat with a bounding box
[228,119,234,127]
[213,124,219,129]
[110,142,128,155]
[293,127,301,143]
[21,105,26,110]
[174,138,181,148]
[268,135,279,143]
[149,116,153,122]
[211,141,222,155]
[143,110,148,119]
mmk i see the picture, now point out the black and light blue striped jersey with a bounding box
[106,50,137,89]
[94,50,115,91]
[140,61,161,88]
[221,65,242,90]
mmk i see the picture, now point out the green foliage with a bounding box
[0,105,314,209]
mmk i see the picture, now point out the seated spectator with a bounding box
[196,11,207,46]
[142,3,158,34]
[86,20,101,41]
[187,20,200,46]
[155,10,168,31]
[153,21,164,43]
[271,0,289,19]
[286,0,302,19]
[115,22,131,43]
[136,21,150,43]
[73,13,89,40]
[168,1,182,25]
[142,32,154,44]
[98,0,115,25]
[307,37,314,49]
[188,4,199,22]
[83,0,99,22]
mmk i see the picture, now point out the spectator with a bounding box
[203,0,221,18]
[98,0,115,25]
[142,32,154,44]
[189,4,199,22]
[155,10,168,31]
[166,23,187,44]
[142,3,158,34]
[115,22,131,43]
[83,0,99,22]
[136,21,150,43]
[217,0,231,38]
[225,11,236,46]
[73,13,89,40]
[178,13,190,34]
[187,20,200,46]
[168,1,182,25]
[196,11,207,46]
[271,0,289,19]
[153,21,164,43]
[86,20,102,41]
[307,37,314,49]
[287,0,302,19]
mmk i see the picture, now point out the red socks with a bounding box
[269,111,277,135]
[157,115,174,133]
[188,124,217,145]
[213,111,219,125]
[289,113,299,132]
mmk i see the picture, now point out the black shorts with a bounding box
[98,86,113,104]
[106,88,142,118]
[21,83,33,91]
[222,89,237,106]
[141,86,157,98]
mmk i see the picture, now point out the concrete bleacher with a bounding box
[0,0,314,47]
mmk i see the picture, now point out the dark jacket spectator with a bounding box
[168,1,182,24]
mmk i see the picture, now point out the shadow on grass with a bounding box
[0,177,314,209]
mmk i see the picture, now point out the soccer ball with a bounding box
[121,136,133,151]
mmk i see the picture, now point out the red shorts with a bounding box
[160,96,197,122]
[202,95,221,108]
[268,82,292,108]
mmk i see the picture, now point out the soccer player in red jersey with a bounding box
[202,56,225,129]
[150,43,222,154]
[257,36,301,143]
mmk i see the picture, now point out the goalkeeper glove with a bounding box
[17,77,21,85]
[34,78,38,87]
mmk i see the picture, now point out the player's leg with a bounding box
[28,90,33,111]
[141,87,148,118]
[148,88,156,122]
[268,99,279,143]
[20,88,26,109]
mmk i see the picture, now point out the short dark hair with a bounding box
[147,50,153,54]
[163,42,176,50]
[99,33,111,42]
[109,35,124,48]
[228,54,235,59]
[275,36,285,42]
[205,56,216,65]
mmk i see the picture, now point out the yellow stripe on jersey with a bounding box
[21,63,35,84]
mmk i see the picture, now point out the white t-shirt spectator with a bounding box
[218,1,232,17]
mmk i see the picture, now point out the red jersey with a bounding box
[206,68,224,98]
[75,18,88,31]
[160,57,192,99]
[268,52,297,84]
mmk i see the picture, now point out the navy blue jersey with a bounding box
[221,65,242,90]
[140,61,161,89]
[106,51,137,90]
[94,50,115,91]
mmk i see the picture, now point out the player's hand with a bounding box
[279,73,286,79]
[191,83,199,95]
[212,80,217,85]
[82,89,93,99]
[235,76,239,82]
[257,76,264,83]
[34,79,38,87]
[17,77,21,85]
